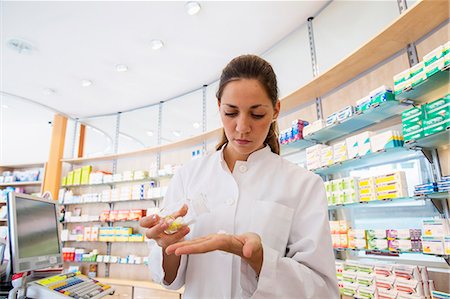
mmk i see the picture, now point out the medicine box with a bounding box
[320,146,334,167]
[404,129,424,143]
[445,237,450,255]
[336,106,355,122]
[348,229,366,239]
[423,219,449,237]
[359,177,376,189]
[425,58,445,77]
[422,237,445,255]
[423,121,449,137]
[402,106,424,123]
[345,135,360,159]
[356,96,372,113]
[394,68,412,85]
[425,96,450,117]
[423,45,444,66]
[72,168,82,185]
[367,239,388,250]
[356,274,375,287]
[370,130,401,152]
[333,141,348,163]
[326,112,339,126]
[81,165,92,185]
[348,238,367,250]
[394,79,412,95]
[375,171,406,186]
[411,72,427,87]
[410,62,425,77]
[371,91,395,107]
[357,131,372,156]
[377,190,408,200]
[303,119,326,136]
[366,229,387,240]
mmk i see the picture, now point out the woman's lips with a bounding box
[235,139,251,145]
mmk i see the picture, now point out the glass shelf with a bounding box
[334,248,424,256]
[313,147,421,176]
[328,196,427,210]
[62,197,163,206]
[405,128,450,150]
[63,175,172,188]
[65,261,146,266]
[280,139,316,156]
[304,100,413,144]
[396,67,450,101]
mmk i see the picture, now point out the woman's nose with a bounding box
[236,116,251,133]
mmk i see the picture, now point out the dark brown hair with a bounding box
[215,54,280,155]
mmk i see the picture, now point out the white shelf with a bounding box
[0,181,42,187]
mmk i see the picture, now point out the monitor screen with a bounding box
[16,196,60,258]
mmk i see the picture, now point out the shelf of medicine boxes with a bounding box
[396,65,450,102]
[333,247,449,259]
[312,147,422,176]
[62,176,173,189]
[0,181,42,187]
[303,99,413,144]
[280,139,317,155]
[62,197,164,206]
[62,219,143,224]
[327,194,442,210]
[405,127,450,150]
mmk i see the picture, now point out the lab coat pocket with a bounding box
[249,200,294,254]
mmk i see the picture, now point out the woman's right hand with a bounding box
[139,204,190,249]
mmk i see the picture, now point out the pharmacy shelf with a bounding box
[0,181,42,187]
[396,67,450,101]
[304,100,412,144]
[313,147,422,176]
[63,219,141,224]
[65,261,146,266]
[328,196,426,210]
[280,139,317,156]
[427,192,450,200]
[334,248,421,256]
[405,128,450,150]
[0,162,45,169]
[62,197,164,206]
[63,176,172,189]
[63,240,145,243]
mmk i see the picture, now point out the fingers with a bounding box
[160,226,190,248]
[139,214,160,228]
[171,204,188,218]
[144,219,169,239]
[166,236,212,255]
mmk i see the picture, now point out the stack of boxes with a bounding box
[366,229,388,251]
[414,182,437,196]
[321,145,334,167]
[387,229,423,253]
[374,171,408,200]
[62,165,93,186]
[394,41,450,96]
[402,95,450,143]
[337,261,377,299]
[330,220,350,249]
[279,119,309,145]
[99,209,146,222]
[98,227,144,242]
[437,176,450,193]
[348,229,367,250]
[324,177,359,205]
[358,177,377,202]
[303,119,326,137]
[422,219,450,256]
[356,86,396,113]
[306,144,326,170]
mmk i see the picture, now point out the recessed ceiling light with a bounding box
[185,1,201,15]
[7,38,33,54]
[81,79,93,87]
[150,39,164,50]
[172,130,182,137]
[116,64,128,72]
[193,122,201,129]
[43,88,56,95]
[146,131,154,137]
[1,105,8,109]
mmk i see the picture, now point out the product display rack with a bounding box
[62,197,164,206]
[63,175,172,189]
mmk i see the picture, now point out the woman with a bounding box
[140,55,338,298]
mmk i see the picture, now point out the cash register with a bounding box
[5,193,115,299]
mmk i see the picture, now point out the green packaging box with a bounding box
[73,168,82,185]
[81,165,92,185]
[393,68,411,85]
[411,72,427,87]
[426,106,450,120]
[402,106,423,120]
[423,45,444,66]
[425,96,450,113]
[404,129,424,142]
[409,62,424,77]
[402,123,422,134]
[67,171,74,186]
[370,92,395,106]
[423,119,450,137]
[425,58,445,77]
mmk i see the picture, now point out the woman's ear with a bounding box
[273,100,280,120]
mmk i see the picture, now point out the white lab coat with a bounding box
[149,145,339,299]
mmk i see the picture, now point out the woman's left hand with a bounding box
[165,232,263,275]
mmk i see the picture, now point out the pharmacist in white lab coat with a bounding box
[140,55,338,299]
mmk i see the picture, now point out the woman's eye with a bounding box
[224,112,237,117]
[252,114,265,119]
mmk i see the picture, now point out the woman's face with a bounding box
[219,78,280,159]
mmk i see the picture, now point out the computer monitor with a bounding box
[7,193,62,273]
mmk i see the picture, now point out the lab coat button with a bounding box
[226,198,235,206]
[239,165,247,173]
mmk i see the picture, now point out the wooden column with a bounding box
[78,124,86,158]
[43,114,67,200]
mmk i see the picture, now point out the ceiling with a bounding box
[2,1,329,119]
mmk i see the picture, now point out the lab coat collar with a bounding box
[217,143,272,169]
